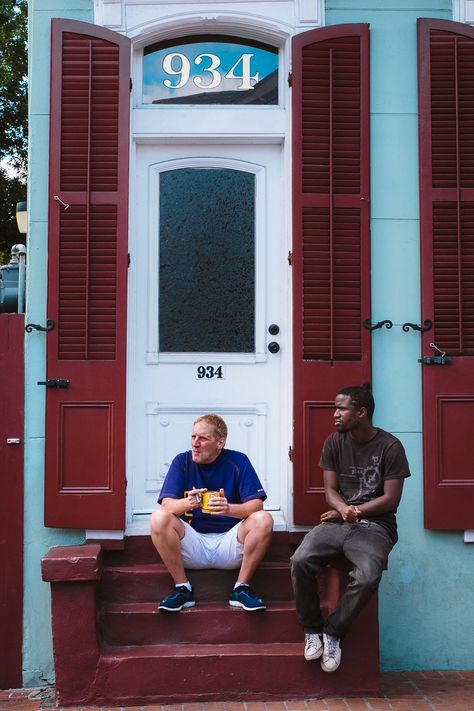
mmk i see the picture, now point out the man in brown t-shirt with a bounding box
[290,384,411,673]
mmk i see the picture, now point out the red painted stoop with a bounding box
[41,534,380,706]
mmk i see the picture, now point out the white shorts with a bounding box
[179,520,244,570]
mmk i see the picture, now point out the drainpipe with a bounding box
[15,201,28,314]
[14,244,27,313]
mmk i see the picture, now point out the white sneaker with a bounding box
[304,633,323,661]
[321,632,341,672]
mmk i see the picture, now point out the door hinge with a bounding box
[128,253,131,268]
[288,445,293,462]
[288,72,292,87]
[130,77,133,93]
[288,250,293,266]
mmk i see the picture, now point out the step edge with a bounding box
[100,641,305,657]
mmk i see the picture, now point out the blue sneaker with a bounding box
[229,584,266,611]
[159,585,195,612]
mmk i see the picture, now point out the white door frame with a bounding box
[125,140,292,534]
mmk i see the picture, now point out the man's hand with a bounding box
[186,488,206,510]
[338,504,362,523]
[206,488,229,515]
[320,509,343,523]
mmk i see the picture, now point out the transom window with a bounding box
[143,35,278,105]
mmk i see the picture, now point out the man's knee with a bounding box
[150,507,181,536]
[246,509,274,534]
[238,510,273,545]
[352,561,384,592]
[249,511,273,531]
[290,547,315,575]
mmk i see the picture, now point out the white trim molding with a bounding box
[94,1,323,37]
[86,529,125,541]
[453,0,474,24]
[145,156,268,365]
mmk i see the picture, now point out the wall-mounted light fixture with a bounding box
[15,200,27,235]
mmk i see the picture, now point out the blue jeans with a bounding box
[290,521,394,638]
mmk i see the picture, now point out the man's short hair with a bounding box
[338,383,375,419]
[193,414,228,441]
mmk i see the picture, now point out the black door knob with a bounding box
[268,324,280,335]
[268,341,280,354]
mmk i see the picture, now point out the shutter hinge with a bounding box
[130,78,133,93]
[37,378,70,389]
[288,445,293,462]
[287,250,293,266]
[288,72,292,87]
[128,253,131,268]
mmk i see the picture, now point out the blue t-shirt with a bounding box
[158,449,267,533]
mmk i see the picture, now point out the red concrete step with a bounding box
[43,541,380,707]
[92,636,379,706]
[100,532,304,566]
[99,600,308,646]
[99,561,294,603]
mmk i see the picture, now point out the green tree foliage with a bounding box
[0,0,27,263]
[0,170,26,264]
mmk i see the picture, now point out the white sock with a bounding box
[176,581,192,591]
[234,581,249,589]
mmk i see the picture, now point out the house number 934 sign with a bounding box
[196,365,224,380]
[163,52,258,91]
[143,39,278,104]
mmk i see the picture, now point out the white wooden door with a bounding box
[127,142,289,528]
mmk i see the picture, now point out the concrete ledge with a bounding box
[41,544,102,583]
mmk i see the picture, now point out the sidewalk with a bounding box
[1,672,473,711]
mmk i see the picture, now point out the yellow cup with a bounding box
[201,491,219,514]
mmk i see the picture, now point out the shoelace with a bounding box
[305,633,320,645]
[325,636,339,658]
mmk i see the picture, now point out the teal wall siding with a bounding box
[26,0,93,686]
[326,0,474,672]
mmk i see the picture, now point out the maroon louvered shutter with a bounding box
[292,25,371,525]
[418,19,474,529]
[44,19,130,529]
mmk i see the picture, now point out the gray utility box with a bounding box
[0,260,20,313]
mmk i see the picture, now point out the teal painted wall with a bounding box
[326,0,474,671]
[26,0,473,686]
[25,0,92,686]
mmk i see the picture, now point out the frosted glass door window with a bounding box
[159,168,255,352]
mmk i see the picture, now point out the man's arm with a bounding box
[323,470,405,523]
[355,478,405,518]
[323,470,361,523]
[161,488,204,517]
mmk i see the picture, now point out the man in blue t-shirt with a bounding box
[151,413,273,612]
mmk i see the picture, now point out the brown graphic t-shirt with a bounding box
[319,428,411,542]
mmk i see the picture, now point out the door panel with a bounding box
[0,315,24,688]
[292,25,372,525]
[418,19,474,529]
